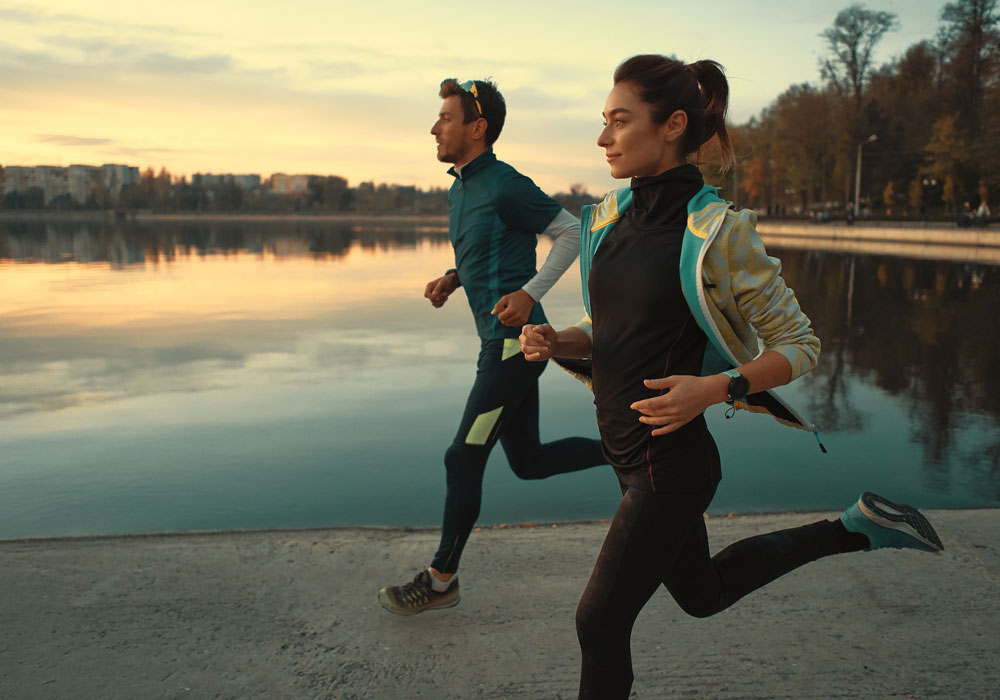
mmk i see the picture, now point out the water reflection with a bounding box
[0,218,448,266]
[776,249,1000,499]
[0,219,997,536]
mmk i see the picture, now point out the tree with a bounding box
[923,114,967,182]
[883,180,895,212]
[938,0,1000,141]
[943,174,957,210]
[820,4,900,115]
[908,178,923,213]
[819,5,899,204]
[770,83,840,209]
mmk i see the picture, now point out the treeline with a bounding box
[1,168,597,217]
[709,0,1000,218]
[133,170,450,216]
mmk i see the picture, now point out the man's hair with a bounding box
[439,78,506,146]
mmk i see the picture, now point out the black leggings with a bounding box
[430,338,607,574]
[576,479,854,699]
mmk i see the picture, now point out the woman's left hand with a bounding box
[631,374,727,436]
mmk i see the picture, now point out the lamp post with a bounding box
[854,134,877,218]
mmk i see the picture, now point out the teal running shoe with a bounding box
[841,492,944,552]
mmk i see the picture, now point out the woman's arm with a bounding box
[519,323,593,361]
[632,350,791,436]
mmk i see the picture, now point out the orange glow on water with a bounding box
[0,238,456,337]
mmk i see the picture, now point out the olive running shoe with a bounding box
[378,570,460,616]
[840,492,944,553]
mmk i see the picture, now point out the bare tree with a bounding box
[820,4,900,114]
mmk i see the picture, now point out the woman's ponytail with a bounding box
[614,54,734,172]
[685,60,734,172]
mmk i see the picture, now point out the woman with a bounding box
[519,54,943,700]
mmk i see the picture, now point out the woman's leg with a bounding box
[576,485,714,700]
[663,516,849,617]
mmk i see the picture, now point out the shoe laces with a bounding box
[396,571,434,606]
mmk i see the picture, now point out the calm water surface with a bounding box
[1,219,997,538]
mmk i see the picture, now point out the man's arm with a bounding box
[521,208,580,301]
[491,208,580,326]
[425,270,460,308]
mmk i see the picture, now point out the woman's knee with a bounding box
[576,594,615,647]
[670,587,721,619]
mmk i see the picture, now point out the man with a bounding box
[378,78,606,615]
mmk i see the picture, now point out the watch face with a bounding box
[729,373,750,401]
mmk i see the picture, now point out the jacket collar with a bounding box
[448,148,496,180]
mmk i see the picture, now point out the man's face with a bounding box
[431,95,479,164]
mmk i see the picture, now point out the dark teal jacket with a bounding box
[447,149,562,339]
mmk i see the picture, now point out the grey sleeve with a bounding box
[521,209,581,301]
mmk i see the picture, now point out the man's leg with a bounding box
[378,339,537,614]
[498,349,606,480]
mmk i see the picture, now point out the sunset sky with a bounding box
[2,0,943,195]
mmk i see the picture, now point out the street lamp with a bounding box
[854,134,877,217]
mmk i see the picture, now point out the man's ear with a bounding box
[471,117,488,141]
[664,109,688,143]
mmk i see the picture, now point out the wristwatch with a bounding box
[722,369,750,404]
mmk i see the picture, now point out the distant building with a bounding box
[269,173,310,196]
[3,163,138,204]
[194,173,261,190]
[100,164,140,198]
[68,165,101,203]
[3,166,35,196]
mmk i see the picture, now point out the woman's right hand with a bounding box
[520,323,557,361]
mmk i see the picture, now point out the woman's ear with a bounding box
[664,109,688,143]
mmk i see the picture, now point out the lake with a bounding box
[0,217,997,539]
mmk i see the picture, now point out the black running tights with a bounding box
[576,483,854,700]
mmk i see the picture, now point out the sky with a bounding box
[1,0,946,195]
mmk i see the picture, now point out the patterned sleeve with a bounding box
[729,212,821,380]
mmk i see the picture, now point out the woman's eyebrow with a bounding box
[602,107,632,118]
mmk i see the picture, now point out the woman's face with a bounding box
[597,81,685,179]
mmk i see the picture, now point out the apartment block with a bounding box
[3,163,138,204]
[194,173,262,190]
[269,173,310,196]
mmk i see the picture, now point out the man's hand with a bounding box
[630,374,729,436]
[519,323,557,361]
[491,289,535,326]
[424,272,459,308]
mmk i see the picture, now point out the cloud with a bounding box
[110,145,178,156]
[133,51,233,75]
[34,35,233,74]
[308,60,365,79]
[1,6,211,37]
[35,134,113,146]
[0,8,39,23]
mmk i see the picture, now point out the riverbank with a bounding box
[757,221,1000,264]
[0,210,449,225]
[2,508,997,699]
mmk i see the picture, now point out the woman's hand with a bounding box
[520,323,557,361]
[631,374,729,436]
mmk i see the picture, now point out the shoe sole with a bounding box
[859,492,944,551]
[378,593,461,616]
